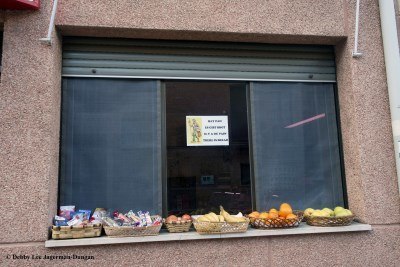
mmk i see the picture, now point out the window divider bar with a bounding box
[247,82,257,212]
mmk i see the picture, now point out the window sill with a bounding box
[45,222,371,248]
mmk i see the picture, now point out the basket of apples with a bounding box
[163,214,192,233]
[304,207,355,226]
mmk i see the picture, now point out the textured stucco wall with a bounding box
[335,0,400,225]
[56,0,347,44]
[0,0,399,266]
[1,225,400,266]
[0,1,62,243]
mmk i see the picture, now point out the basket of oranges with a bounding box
[247,203,303,229]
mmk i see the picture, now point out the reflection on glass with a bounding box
[251,82,344,211]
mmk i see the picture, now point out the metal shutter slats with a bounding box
[63,52,335,67]
[62,37,336,82]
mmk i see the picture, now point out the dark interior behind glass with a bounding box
[165,81,252,215]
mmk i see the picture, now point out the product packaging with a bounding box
[59,205,75,220]
[67,217,83,226]
[144,211,153,225]
[137,211,147,226]
[54,215,68,226]
[102,217,119,227]
[126,210,140,223]
[70,212,85,221]
[92,208,107,221]
[78,210,92,221]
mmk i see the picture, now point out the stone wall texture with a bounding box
[0,0,399,266]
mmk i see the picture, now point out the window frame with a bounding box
[52,77,365,247]
[57,77,348,217]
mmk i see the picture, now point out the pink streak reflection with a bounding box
[284,113,326,128]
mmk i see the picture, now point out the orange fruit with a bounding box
[269,208,278,214]
[248,211,260,218]
[286,214,297,219]
[268,212,279,219]
[279,203,293,218]
[259,212,269,219]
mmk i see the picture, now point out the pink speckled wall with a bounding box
[0,0,399,265]
[0,1,62,243]
[56,0,347,39]
[1,225,399,266]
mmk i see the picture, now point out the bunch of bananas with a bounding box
[197,212,224,222]
[196,206,247,223]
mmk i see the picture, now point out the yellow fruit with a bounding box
[259,212,269,219]
[334,206,345,215]
[304,208,314,216]
[279,203,293,218]
[335,209,353,217]
[204,212,219,222]
[197,216,210,222]
[220,206,247,223]
[269,208,278,214]
[322,208,334,216]
[312,210,330,217]
[286,214,297,219]
[268,212,279,219]
[248,211,260,218]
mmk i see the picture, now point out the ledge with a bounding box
[45,222,371,248]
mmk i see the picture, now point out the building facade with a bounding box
[1,0,400,266]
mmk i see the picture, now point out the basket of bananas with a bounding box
[192,206,249,235]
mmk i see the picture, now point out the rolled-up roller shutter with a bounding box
[62,37,336,82]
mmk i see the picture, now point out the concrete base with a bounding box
[45,223,371,248]
[1,224,399,266]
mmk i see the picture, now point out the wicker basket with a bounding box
[248,211,304,229]
[163,220,192,233]
[192,218,249,235]
[51,223,102,239]
[305,215,355,226]
[104,224,162,237]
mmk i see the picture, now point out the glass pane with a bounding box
[59,78,161,214]
[251,82,344,210]
[166,81,252,215]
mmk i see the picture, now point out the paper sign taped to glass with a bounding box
[186,116,229,146]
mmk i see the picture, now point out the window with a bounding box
[251,82,344,210]
[59,78,345,215]
[59,78,161,214]
[165,81,251,215]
